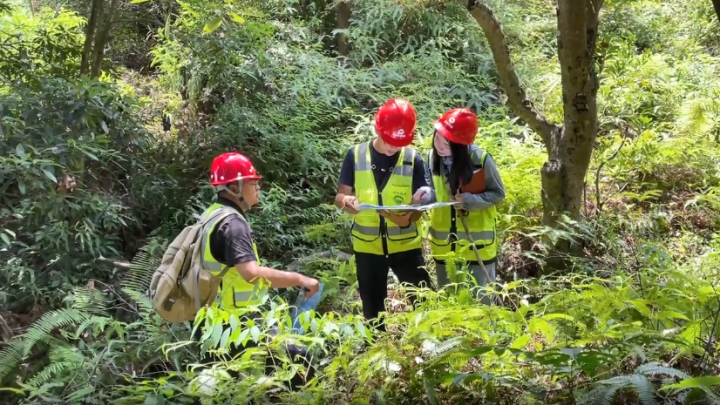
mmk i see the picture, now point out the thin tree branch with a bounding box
[96,255,133,270]
[458,0,559,149]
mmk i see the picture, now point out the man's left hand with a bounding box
[380,210,412,227]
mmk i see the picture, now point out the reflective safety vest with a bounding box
[351,141,422,255]
[199,203,268,312]
[428,146,498,263]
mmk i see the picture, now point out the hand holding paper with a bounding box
[356,201,460,212]
[379,210,412,227]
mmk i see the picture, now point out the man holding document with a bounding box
[334,98,432,331]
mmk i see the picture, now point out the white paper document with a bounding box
[356,201,460,212]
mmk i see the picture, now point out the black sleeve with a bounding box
[411,151,428,193]
[338,147,355,187]
[216,215,258,266]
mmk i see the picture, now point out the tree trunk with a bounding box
[712,0,720,29]
[458,0,602,272]
[336,1,352,56]
[542,0,601,231]
[90,0,119,78]
[80,0,104,75]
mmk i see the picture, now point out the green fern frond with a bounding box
[627,374,658,405]
[677,97,720,138]
[65,385,98,403]
[578,383,625,405]
[69,287,110,315]
[597,374,657,405]
[121,288,154,316]
[120,249,162,295]
[20,309,88,356]
[635,362,690,380]
[26,361,75,388]
[0,340,24,381]
[0,308,88,380]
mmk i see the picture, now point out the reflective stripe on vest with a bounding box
[351,141,422,255]
[199,203,268,310]
[427,147,498,263]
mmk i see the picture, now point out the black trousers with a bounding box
[190,317,316,391]
[355,248,431,331]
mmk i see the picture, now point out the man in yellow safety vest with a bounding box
[334,98,431,331]
[194,151,320,388]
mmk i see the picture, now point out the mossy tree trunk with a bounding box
[458,0,603,272]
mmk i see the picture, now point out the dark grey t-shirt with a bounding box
[338,142,427,192]
[209,197,257,266]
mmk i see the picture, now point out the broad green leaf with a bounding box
[42,168,57,183]
[229,314,239,332]
[236,328,250,345]
[0,233,10,246]
[211,323,223,346]
[16,143,25,159]
[203,17,223,34]
[17,179,26,195]
[510,334,531,349]
[250,326,260,342]
[144,393,165,405]
[229,13,245,23]
[656,311,689,321]
[219,328,231,349]
[663,376,720,390]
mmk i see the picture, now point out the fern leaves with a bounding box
[580,362,694,405]
[0,308,88,381]
[120,249,161,296]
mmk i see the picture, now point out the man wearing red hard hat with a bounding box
[335,98,432,331]
[414,108,505,305]
[194,152,319,387]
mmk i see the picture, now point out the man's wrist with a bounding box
[295,272,309,287]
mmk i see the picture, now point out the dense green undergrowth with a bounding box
[1,0,720,403]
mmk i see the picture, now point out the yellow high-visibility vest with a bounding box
[199,203,268,313]
[427,148,497,263]
[351,141,422,255]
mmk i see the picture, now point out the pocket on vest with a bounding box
[351,222,381,242]
[385,225,419,242]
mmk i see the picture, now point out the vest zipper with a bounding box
[450,205,457,254]
[377,157,395,259]
[378,186,390,258]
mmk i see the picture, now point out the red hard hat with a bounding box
[210,152,262,186]
[374,98,416,148]
[434,108,478,146]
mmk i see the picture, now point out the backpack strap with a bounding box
[198,206,246,271]
[189,207,242,311]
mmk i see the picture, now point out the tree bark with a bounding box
[336,1,352,56]
[543,0,601,229]
[460,0,559,152]
[712,0,720,29]
[458,0,602,272]
[90,0,120,78]
[80,0,104,75]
